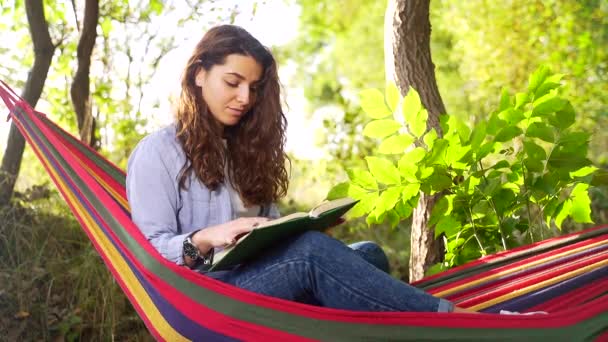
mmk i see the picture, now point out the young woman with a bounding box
[126,24,470,313]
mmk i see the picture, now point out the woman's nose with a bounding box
[236,86,250,105]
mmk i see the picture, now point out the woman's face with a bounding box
[195,54,263,129]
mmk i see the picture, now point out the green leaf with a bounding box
[378,134,415,154]
[514,92,529,109]
[532,91,566,116]
[348,192,379,218]
[499,108,525,125]
[445,143,471,166]
[428,171,453,193]
[418,167,434,180]
[425,262,448,277]
[494,126,523,142]
[570,166,598,178]
[535,73,564,98]
[426,139,449,165]
[469,121,487,150]
[491,160,510,169]
[395,199,413,219]
[346,184,368,198]
[410,108,428,138]
[101,17,113,36]
[150,0,164,14]
[549,101,575,130]
[554,200,571,229]
[407,147,426,164]
[386,210,401,229]
[569,183,593,223]
[434,216,460,238]
[526,122,554,142]
[523,141,547,161]
[498,88,511,111]
[402,88,422,124]
[377,186,403,213]
[523,158,544,172]
[398,156,418,182]
[366,157,401,185]
[385,83,400,112]
[347,169,378,190]
[360,89,392,119]
[401,183,420,201]
[363,119,402,138]
[487,112,506,135]
[327,182,349,200]
[528,65,551,94]
[429,196,452,226]
[423,129,438,150]
[476,142,496,161]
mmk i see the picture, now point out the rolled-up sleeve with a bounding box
[126,137,189,265]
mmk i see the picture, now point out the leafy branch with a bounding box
[328,66,598,272]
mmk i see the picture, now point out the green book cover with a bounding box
[209,197,358,271]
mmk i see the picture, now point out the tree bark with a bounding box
[0,0,55,206]
[70,0,99,147]
[385,0,445,282]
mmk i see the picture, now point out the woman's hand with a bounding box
[191,217,270,253]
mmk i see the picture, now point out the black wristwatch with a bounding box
[183,231,214,268]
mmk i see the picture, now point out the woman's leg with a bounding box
[211,231,452,312]
[348,241,390,274]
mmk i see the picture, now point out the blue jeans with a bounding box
[209,231,453,312]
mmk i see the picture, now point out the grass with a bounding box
[0,194,151,341]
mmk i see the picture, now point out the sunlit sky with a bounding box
[0,0,325,160]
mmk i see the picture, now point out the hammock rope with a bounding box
[1,81,607,341]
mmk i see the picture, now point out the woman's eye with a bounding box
[225,81,238,87]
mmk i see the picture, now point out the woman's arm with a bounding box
[127,136,189,264]
[127,134,269,267]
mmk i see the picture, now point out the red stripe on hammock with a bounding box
[415,224,608,286]
[454,251,607,308]
[428,234,608,298]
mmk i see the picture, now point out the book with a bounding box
[209,197,358,271]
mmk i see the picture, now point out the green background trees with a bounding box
[0,0,606,339]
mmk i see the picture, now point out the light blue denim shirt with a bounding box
[126,124,278,265]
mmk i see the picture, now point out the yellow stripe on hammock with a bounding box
[468,258,608,311]
[26,127,188,342]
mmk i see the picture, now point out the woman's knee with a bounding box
[348,241,390,273]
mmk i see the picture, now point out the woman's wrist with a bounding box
[191,228,215,254]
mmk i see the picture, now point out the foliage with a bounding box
[432,0,608,163]
[279,0,386,173]
[328,66,598,271]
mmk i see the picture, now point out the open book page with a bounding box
[308,197,357,218]
[211,197,358,270]
[255,212,309,228]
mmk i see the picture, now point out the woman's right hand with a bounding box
[191,217,270,254]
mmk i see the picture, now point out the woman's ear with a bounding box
[195,69,205,87]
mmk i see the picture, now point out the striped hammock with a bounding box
[1,81,607,341]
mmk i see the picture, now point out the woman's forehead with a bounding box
[216,54,262,82]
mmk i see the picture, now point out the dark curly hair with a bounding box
[175,25,289,206]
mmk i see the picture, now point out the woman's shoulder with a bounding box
[130,124,183,163]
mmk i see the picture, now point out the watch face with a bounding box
[183,239,200,259]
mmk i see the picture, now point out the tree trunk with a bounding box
[70,0,99,147]
[0,0,55,206]
[385,0,446,282]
